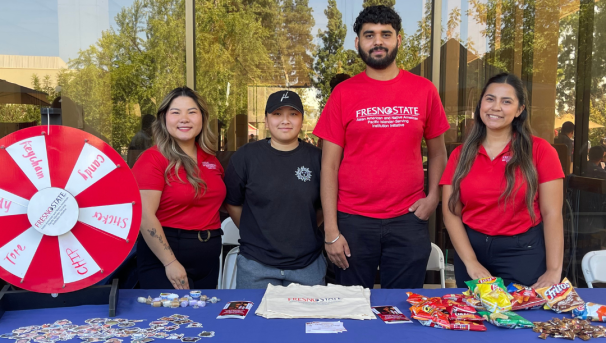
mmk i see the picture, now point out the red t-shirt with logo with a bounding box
[439,136,564,236]
[132,145,226,231]
[313,70,449,219]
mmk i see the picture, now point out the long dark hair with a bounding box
[448,73,538,221]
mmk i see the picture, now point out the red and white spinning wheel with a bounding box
[0,126,141,293]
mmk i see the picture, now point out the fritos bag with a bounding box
[535,278,584,313]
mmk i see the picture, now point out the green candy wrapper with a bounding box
[478,310,533,329]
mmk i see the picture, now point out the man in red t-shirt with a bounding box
[313,6,449,289]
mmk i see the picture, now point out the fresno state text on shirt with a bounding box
[356,106,420,129]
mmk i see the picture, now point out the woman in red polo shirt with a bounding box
[440,73,564,289]
[132,87,225,289]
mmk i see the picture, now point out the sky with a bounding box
[0,0,433,64]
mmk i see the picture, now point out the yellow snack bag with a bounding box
[475,283,513,313]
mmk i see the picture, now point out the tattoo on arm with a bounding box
[147,227,174,255]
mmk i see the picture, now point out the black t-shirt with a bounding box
[224,139,322,270]
[586,161,606,179]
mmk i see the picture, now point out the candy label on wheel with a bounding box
[64,143,117,197]
[6,136,51,191]
[0,188,29,216]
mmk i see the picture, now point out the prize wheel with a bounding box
[0,126,141,293]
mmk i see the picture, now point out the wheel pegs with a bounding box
[100,269,104,274]
[62,284,66,288]
[116,164,121,168]
[132,201,136,205]
[41,131,46,135]
[84,139,89,143]
[0,146,5,149]
[20,278,23,283]
[126,239,130,243]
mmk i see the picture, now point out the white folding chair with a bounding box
[221,247,240,289]
[582,250,606,288]
[218,218,240,289]
[426,243,445,288]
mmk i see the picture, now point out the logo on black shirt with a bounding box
[295,166,312,182]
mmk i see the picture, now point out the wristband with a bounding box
[164,258,177,267]
[325,233,341,245]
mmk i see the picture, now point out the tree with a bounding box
[312,0,364,109]
[195,0,275,122]
[363,0,395,8]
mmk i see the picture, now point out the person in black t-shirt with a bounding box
[224,90,325,289]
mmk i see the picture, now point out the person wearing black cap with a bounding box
[224,90,325,289]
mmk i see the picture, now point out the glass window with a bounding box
[438,0,606,285]
[0,0,186,166]
[194,0,431,151]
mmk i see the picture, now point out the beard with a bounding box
[358,43,399,70]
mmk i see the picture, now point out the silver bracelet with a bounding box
[325,233,341,245]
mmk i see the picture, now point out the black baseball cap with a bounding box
[265,90,304,116]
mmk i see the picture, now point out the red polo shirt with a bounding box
[313,70,449,219]
[439,136,564,236]
[132,145,226,231]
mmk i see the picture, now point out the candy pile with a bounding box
[0,314,214,343]
[138,291,220,309]
[406,292,487,331]
[532,317,606,340]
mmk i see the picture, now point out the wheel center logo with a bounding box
[27,187,79,236]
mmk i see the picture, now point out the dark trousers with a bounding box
[137,227,222,289]
[454,222,547,287]
[334,211,431,289]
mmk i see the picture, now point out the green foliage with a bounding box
[312,0,364,109]
[362,0,395,8]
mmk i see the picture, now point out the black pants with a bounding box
[454,222,546,287]
[335,211,431,289]
[137,227,222,289]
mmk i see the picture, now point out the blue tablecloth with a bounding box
[0,288,604,342]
